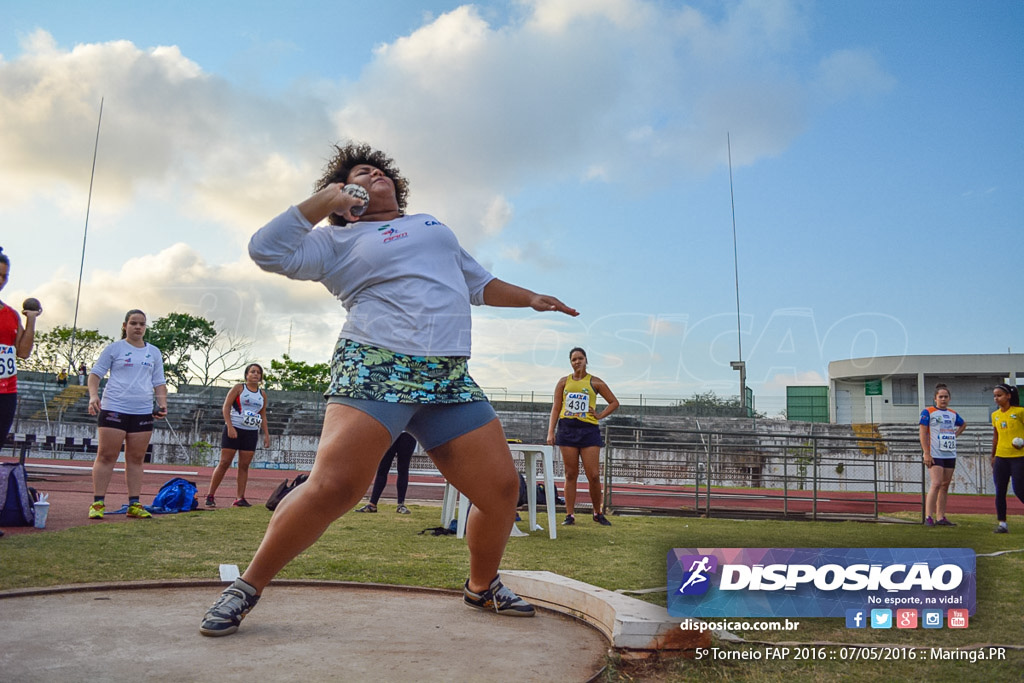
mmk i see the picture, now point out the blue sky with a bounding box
[1,0,1021,414]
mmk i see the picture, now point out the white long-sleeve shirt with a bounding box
[249,206,494,357]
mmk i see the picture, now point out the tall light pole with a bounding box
[727,133,746,412]
[68,98,104,373]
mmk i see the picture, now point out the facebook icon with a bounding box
[845,609,866,629]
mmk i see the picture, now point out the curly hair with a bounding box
[316,142,410,226]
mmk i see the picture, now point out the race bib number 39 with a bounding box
[565,391,589,416]
[0,345,17,380]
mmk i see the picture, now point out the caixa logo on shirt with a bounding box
[667,548,975,618]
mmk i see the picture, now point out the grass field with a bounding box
[2,507,1022,681]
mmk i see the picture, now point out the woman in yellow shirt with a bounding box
[991,383,1024,534]
[547,347,619,526]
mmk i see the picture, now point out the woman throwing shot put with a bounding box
[200,142,577,636]
[919,383,966,527]
[991,383,1024,534]
[0,247,40,447]
[87,310,167,520]
[205,363,271,508]
[547,347,619,527]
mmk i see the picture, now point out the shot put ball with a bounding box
[342,184,370,216]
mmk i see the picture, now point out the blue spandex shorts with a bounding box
[326,396,496,451]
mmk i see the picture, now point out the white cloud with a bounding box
[759,370,827,393]
[813,48,897,103]
[0,30,330,232]
[25,243,344,367]
[0,1,896,391]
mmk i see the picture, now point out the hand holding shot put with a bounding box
[0,247,40,448]
[22,297,43,319]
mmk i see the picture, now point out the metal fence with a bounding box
[600,424,991,521]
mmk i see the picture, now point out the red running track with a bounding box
[2,456,1000,536]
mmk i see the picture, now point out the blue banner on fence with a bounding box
[667,548,976,618]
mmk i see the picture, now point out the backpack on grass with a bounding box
[0,455,35,527]
[265,473,309,511]
[151,477,199,513]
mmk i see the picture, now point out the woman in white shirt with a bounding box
[201,142,578,636]
[87,310,167,520]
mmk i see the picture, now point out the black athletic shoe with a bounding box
[994,524,1009,534]
[200,578,260,637]
[593,513,612,526]
[464,576,535,617]
[232,498,252,508]
[562,514,575,526]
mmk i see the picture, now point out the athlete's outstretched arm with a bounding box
[482,279,578,316]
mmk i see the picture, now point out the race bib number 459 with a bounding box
[0,345,17,380]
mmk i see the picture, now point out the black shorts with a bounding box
[931,457,956,470]
[97,410,154,433]
[221,426,259,452]
[0,392,17,444]
[554,418,604,448]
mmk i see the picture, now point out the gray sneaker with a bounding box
[464,576,535,617]
[200,578,260,636]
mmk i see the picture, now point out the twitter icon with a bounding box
[870,609,892,629]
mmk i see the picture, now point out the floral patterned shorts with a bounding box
[324,339,487,404]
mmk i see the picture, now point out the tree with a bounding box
[146,313,217,388]
[264,354,330,392]
[674,390,755,417]
[22,325,113,374]
[187,329,253,387]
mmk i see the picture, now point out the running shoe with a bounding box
[199,578,260,637]
[396,505,411,515]
[994,524,1009,534]
[936,518,956,527]
[561,514,575,526]
[127,502,152,518]
[463,576,535,617]
[355,503,377,513]
[88,501,105,520]
[593,513,612,526]
[205,495,216,508]
[924,516,935,527]
[232,498,251,508]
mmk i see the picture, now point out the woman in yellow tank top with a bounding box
[547,347,619,526]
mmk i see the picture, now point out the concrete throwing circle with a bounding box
[0,582,608,682]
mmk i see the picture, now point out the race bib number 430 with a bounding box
[565,392,589,416]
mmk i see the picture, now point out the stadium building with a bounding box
[828,353,1024,425]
